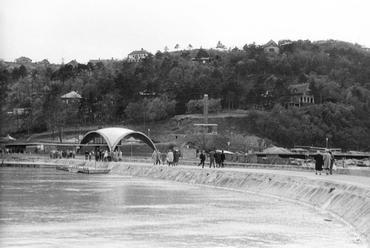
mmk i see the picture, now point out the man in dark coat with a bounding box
[198,151,206,168]
[220,150,226,168]
[313,152,323,175]
[215,152,221,168]
[209,150,215,168]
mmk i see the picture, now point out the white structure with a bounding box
[80,127,157,152]
[127,48,150,62]
[61,91,82,104]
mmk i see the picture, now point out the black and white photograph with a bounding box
[1,0,370,247]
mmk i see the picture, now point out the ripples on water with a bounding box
[0,168,364,248]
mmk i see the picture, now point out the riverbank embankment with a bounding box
[111,162,370,247]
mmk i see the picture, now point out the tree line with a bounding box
[0,39,369,150]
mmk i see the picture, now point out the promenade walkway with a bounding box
[116,161,370,190]
[2,157,370,189]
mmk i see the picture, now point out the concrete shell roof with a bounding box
[81,127,156,152]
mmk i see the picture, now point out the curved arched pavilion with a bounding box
[80,127,156,152]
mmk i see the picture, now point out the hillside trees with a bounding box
[1,39,370,150]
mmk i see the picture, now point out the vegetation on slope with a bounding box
[1,39,369,150]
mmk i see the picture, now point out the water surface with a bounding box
[0,168,364,247]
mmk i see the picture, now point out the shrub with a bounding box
[125,96,177,123]
[186,98,221,114]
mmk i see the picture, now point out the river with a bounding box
[0,167,364,248]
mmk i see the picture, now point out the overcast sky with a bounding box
[1,0,369,63]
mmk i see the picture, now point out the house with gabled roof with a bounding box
[287,83,314,107]
[61,91,82,104]
[263,40,279,54]
[127,48,150,62]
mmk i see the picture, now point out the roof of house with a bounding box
[66,60,79,67]
[128,48,149,55]
[61,91,82,99]
[263,40,278,47]
[288,83,311,94]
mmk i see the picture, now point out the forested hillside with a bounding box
[1,39,370,150]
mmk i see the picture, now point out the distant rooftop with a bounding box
[288,83,311,94]
[263,40,278,47]
[61,91,82,99]
[128,48,149,55]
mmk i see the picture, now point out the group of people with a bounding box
[313,150,335,175]
[50,149,75,159]
[84,149,123,162]
[198,150,225,168]
[152,149,181,166]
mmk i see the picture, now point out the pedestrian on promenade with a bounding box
[209,150,215,168]
[198,150,206,168]
[167,150,174,166]
[118,150,122,161]
[323,150,331,175]
[161,151,166,165]
[220,150,226,168]
[313,151,323,175]
[103,150,108,162]
[329,151,335,175]
[95,150,99,161]
[173,149,179,166]
[215,152,221,168]
[152,150,157,165]
[156,150,162,165]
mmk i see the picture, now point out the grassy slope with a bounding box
[26,111,255,146]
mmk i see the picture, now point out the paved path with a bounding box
[117,161,370,189]
[3,159,370,189]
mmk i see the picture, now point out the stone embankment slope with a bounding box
[111,162,370,247]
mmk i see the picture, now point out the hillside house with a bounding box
[127,48,150,62]
[287,83,314,107]
[61,91,82,104]
[66,60,79,67]
[15,56,32,64]
[263,40,280,54]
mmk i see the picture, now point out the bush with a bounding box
[186,98,221,114]
[124,102,145,122]
[125,96,176,123]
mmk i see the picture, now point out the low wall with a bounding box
[112,163,370,247]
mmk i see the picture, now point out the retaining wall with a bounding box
[112,163,370,247]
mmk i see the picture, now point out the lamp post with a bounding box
[325,137,329,149]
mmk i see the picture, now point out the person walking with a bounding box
[323,150,331,175]
[152,150,157,165]
[167,150,174,166]
[215,152,221,168]
[209,150,215,168]
[103,150,109,162]
[313,151,323,175]
[198,150,206,168]
[118,150,123,161]
[329,151,335,175]
[156,150,162,165]
[173,149,179,166]
[220,150,226,168]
